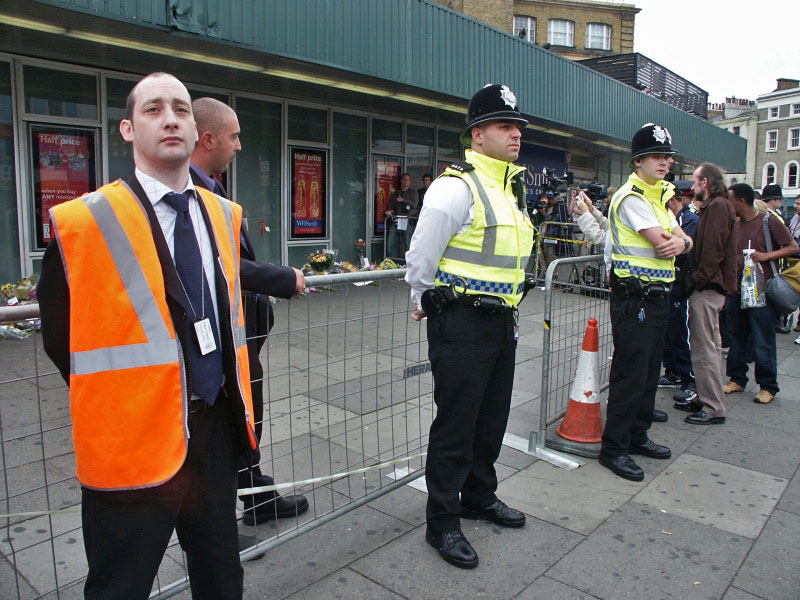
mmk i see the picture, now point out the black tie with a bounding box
[161,191,224,404]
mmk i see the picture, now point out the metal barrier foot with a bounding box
[528,432,584,470]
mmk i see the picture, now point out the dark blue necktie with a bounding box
[161,191,224,404]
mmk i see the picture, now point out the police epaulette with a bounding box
[631,185,644,195]
[445,160,475,173]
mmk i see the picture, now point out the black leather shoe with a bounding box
[425,528,479,569]
[461,499,526,528]
[685,410,725,425]
[673,399,703,413]
[237,533,266,561]
[242,494,310,525]
[629,439,671,460]
[598,454,644,482]
[650,409,668,423]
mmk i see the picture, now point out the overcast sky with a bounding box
[633,0,796,103]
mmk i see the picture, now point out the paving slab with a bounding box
[725,392,800,434]
[722,587,767,600]
[686,418,800,478]
[517,576,601,600]
[547,501,751,600]
[629,422,703,477]
[496,459,644,535]
[284,567,404,600]
[240,503,413,600]
[496,442,538,472]
[776,468,800,516]
[733,509,800,600]
[262,394,357,445]
[635,453,786,539]
[350,519,582,600]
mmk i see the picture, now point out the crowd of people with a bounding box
[34,70,798,597]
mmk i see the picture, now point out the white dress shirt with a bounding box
[134,168,220,327]
[404,177,475,308]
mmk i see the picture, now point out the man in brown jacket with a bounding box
[678,163,737,424]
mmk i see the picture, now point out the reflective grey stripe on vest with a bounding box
[609,194,660,259]
[70,191,178,376]
[441,170,514,267]
[214,198,243,340]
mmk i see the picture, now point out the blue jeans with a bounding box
[725,295,779,394]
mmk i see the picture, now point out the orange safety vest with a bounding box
[51,180,256,491]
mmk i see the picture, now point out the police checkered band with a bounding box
[436,269,524,295]
[613,260,673,279]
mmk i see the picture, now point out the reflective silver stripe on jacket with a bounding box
[441,170,517,268]
[213,197,247,349]
[69,190,179,376]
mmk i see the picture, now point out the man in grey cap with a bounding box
[406,84,533,569]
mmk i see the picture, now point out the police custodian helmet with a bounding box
[460,84,528,147]
[627,123,677,170]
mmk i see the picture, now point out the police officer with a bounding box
[600,124,693,482]
[406,84,533,569]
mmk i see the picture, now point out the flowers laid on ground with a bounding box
[307,249,335,273]
[1,275,39,340]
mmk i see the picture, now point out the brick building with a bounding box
[756,78,800,203]
[435,0,639,60]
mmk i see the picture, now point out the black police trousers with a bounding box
[601,280,669,457]
[425,303,517,533]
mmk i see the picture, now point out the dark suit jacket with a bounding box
[38,176,255,456]
[189,166,296,366]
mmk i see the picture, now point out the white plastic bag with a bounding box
[741,249,766,308]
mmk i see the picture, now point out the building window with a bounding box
[793,103,800,116]
[548,19,574,47]
[763,163,776,186]
[786,162,799,189]
[789,127,800,150]
[585,23,611,50]
[513,15,535,43]
[732,126,741,136]
[769,106,779,119]
[766,130,778,152]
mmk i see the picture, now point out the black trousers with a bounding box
[82,394,243,600]
[425,304,517,533]
[601,282,669,457]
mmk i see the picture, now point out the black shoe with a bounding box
[673,384,697,403]
[598,454,644,482]
[776,325,790,334]
[673,399,703,413]
[685,410,726,425]
[242,494,310,525]
[461,500,526,528]
[650,409,668,423]
[629,439,671,459]
[657,373,682,388]
[237,533,266,561]
[425,528,479,569]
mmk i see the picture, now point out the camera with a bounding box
[579,181,608,201]
[541,167,570,196]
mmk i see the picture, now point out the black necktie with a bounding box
[161,191,224,404]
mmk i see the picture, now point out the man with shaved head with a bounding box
[189,98,308,549]
[39,73,253,598]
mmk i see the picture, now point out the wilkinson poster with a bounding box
[31,125,97,248]
[291,148,326,238]
[373,157,401,236]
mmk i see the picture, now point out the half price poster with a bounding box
[291,148,326,238]
[31,125,96,248]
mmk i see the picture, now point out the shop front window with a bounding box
[406,124,434,188]
[0,61,20,282]
[288,105,328,143]
[372,118,402,154]
[235,96,282,263]
[436,129,461,172]
[332,113,367,263]
[106,77,136,182]
[24,65,97,120]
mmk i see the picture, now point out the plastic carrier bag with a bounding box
[741,249,766,309]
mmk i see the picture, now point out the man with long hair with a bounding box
[677,163,737,424]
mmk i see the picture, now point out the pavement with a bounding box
[1,279,799,599]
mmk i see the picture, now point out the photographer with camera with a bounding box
[572,188,608,246]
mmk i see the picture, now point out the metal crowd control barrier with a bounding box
[529,221,599,284]
[528,255,613,470]
[0,268,434,599]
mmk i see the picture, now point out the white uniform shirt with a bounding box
[135,168,220,328]
[404,177,475,309]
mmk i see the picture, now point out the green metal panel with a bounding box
[31,0,745,171]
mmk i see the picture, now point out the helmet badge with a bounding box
[499,85,517,109]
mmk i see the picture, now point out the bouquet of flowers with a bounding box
[308,249,335,273]
[355,239,366,259]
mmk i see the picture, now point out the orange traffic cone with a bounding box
[556,318,603,443]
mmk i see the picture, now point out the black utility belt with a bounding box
[455,294,515,314]
[615,276,671,298]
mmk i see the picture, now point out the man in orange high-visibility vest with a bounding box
[39,72,255,600]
